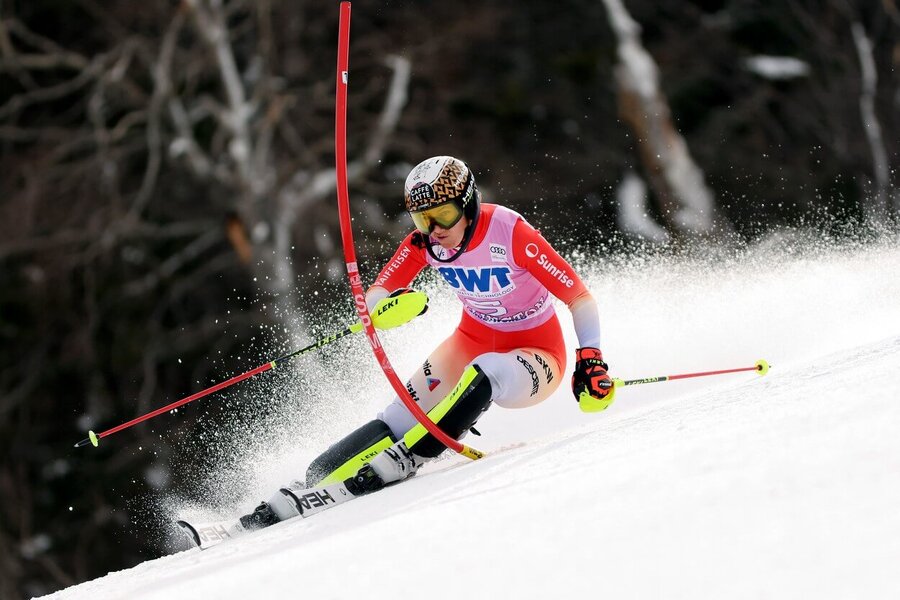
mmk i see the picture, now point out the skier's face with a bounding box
[431,216,469,249]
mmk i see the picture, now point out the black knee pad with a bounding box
[305,419,397,487]
[405,364,493,459]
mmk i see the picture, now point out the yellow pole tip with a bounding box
[755,359,770,376]
[461,446,485,460]
[89,430,99,447]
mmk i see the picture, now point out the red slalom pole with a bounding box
[613,359,770,388]
[333,2,481,460]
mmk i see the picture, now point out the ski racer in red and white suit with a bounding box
[241,157,613,528]
[367,201,605,438]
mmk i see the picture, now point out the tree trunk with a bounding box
[601,0,721,238]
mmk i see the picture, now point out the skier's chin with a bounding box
[433,233,462,248]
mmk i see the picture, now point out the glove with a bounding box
[371,288,429,330]
[571,347,615,413]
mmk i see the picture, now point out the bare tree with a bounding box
[778,0,897,224]
[0,1,411,594]
[177,0,411,340]
[850,21,891,223]
[600,0,721,238]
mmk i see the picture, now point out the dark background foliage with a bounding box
[1,0,896,597]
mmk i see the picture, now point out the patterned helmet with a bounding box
[403,156,482,262]
[404,156,480,223]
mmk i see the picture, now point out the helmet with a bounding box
[404,156,481,262]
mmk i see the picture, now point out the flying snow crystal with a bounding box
[53,238,900,600]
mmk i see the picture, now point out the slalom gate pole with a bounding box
[74,323,365,448]
[333,2,482,461]
[613,359,770,389]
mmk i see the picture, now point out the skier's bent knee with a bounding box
[403,363,493,458]
[304,363,493,500]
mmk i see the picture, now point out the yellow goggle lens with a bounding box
[410,203,463,233]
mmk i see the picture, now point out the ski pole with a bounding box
[613,359,770,389]
[74,322,365,448]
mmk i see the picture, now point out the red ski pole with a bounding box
[74,323,365,448]
[613,359,770,388]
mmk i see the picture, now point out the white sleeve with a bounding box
[570,294,602,349]
[365,285,391,312]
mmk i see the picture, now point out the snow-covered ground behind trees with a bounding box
[43,235,900,599]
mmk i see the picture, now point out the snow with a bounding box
[41,238,900,600]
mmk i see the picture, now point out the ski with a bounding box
[176,518,247,550]
[176,480,357,550]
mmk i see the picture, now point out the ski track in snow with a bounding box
[42,239,900,600]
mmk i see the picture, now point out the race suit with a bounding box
[369,203,597,437]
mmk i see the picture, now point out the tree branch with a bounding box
[121,229,223,297]
[0,54,108,120]
[601,0,720,235]
[127,8,186,221]
[187,0,256,185]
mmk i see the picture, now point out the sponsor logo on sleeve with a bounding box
[525,245,575,288]
[374,246,413,287]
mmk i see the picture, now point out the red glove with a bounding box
[571,347,614,412]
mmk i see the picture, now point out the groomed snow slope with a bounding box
[43,238,900,600]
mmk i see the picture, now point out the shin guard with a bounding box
[305,419,396,487]
[404,364,493,459]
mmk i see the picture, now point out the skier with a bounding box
[241,156,613,528]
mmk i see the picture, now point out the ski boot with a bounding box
[346,440,422,495]
[238,501,281,531]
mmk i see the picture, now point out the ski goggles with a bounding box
[409,202,464,234]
